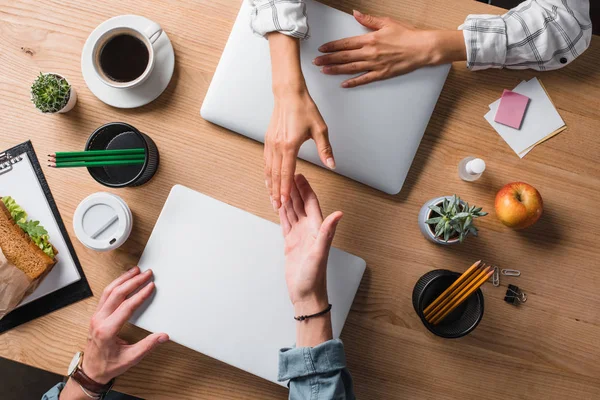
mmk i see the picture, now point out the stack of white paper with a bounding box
[484,78,566,158]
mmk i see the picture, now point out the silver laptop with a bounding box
[201,0,450,194]
[130,185,366,385]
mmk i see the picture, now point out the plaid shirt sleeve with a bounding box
[458,0,592,71]
[248,0,309,40]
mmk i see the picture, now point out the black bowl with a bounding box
[412,269,484,338]
[85,122,159,188]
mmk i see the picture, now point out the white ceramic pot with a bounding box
[32,72,77,114]
[418,196,464,245]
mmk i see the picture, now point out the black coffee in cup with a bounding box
[99,33,149,83]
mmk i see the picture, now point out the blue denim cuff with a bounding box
[278,339,347,381]
[42,382,65,400]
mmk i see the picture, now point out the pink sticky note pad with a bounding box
[494,90,530,129]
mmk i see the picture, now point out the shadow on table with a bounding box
[0,357,143,400]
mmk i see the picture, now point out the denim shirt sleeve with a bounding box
[278,339,355,400]
[41,382,64,400]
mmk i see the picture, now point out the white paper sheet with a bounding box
[0,152,80,305]
[485,78,565,157]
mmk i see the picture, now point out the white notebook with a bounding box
[0,150,81,305]
[485,78,566,157]
[130,184,366,385]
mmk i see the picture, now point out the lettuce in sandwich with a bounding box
[2,196,55,259]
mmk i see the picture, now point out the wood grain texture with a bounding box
[1,0,599,399]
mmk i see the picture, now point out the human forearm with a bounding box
[294,295,333,348]
[58,379,90,400]
[267,32,307,96]
[429,30,467,65]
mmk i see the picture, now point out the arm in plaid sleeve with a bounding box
[248,0,309,40]
[459,0,591,71]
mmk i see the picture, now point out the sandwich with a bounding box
[0,196,57,280]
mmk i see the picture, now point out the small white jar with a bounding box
[73,192,133,251]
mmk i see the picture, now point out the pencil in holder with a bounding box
[413,269,484,338]
[85,122,159,187]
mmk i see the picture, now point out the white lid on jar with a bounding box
[73,192,133,252]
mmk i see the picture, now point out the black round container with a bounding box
[412,269,484,339]
[85,122,159,187]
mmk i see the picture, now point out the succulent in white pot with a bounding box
[30,72,77,114]
[418,195,487,245]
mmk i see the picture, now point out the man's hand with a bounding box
[61,267,168,399]
[279,174,342,316]
[266,33,335,212]
[314,10,466,88]
[279,174,341,347]
[81,267,168,384]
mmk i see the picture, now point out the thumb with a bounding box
[312,126,336,170]
[353,10,386,30]
[128,333,169,364]
[315,211,343,254]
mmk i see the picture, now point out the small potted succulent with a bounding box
[30,72,77,114]
[418,195,487,245]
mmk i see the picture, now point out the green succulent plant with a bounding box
[30,72,71,113]
[425,195,487,243]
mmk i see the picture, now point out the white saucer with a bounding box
[81,15,175,108]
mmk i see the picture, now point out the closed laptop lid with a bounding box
[201,0,450,194]
[130,185,366,385]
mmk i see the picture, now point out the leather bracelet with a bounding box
[78,384,102,399]
[294,304,332,321]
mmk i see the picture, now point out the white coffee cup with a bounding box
[92,21,163,89]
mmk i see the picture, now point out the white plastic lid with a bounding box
[73,192,133,252]
[466,158,486,175]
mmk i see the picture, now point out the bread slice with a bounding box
[0,202,56,280]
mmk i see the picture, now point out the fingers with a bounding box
[280,147,299,205]
[353,10,387,30]
[289,175,306,218]
[98,269,153,317]
[107,279,156,329]
[283,198,298,225]
[97,267,140,310]
[342,71,384,88]
[279,205,292,235]
[311,125,335,170]
[318,35,365,53]
[271,149,283,211]
[264,145,273,204]
[315,211,344,254]
[295,174,323,220]
[321,61,373,76]
[313,50,365,67]
[126,332,169,365]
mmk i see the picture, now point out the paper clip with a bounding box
[504,284,527,305]
[501,269,521,277]
[492,266,500,287]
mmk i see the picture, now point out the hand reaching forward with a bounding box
[279,174,343,315]
[314,10,466,88]
[82,267,168,384]
[265,33,336,212]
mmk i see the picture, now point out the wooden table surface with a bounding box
[1,0,600,399]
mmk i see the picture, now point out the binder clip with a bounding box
[504,284,527,306]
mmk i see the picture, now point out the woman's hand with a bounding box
[279,174,342,317]
[266,33,335,212]
[314,10,466,88]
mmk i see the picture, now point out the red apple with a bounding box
[495,182,543,229]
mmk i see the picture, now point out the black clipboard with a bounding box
[0,141,92,333]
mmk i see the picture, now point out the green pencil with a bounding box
[48,160,145,168]
[51,148,145,158]
[48,154,145,162]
